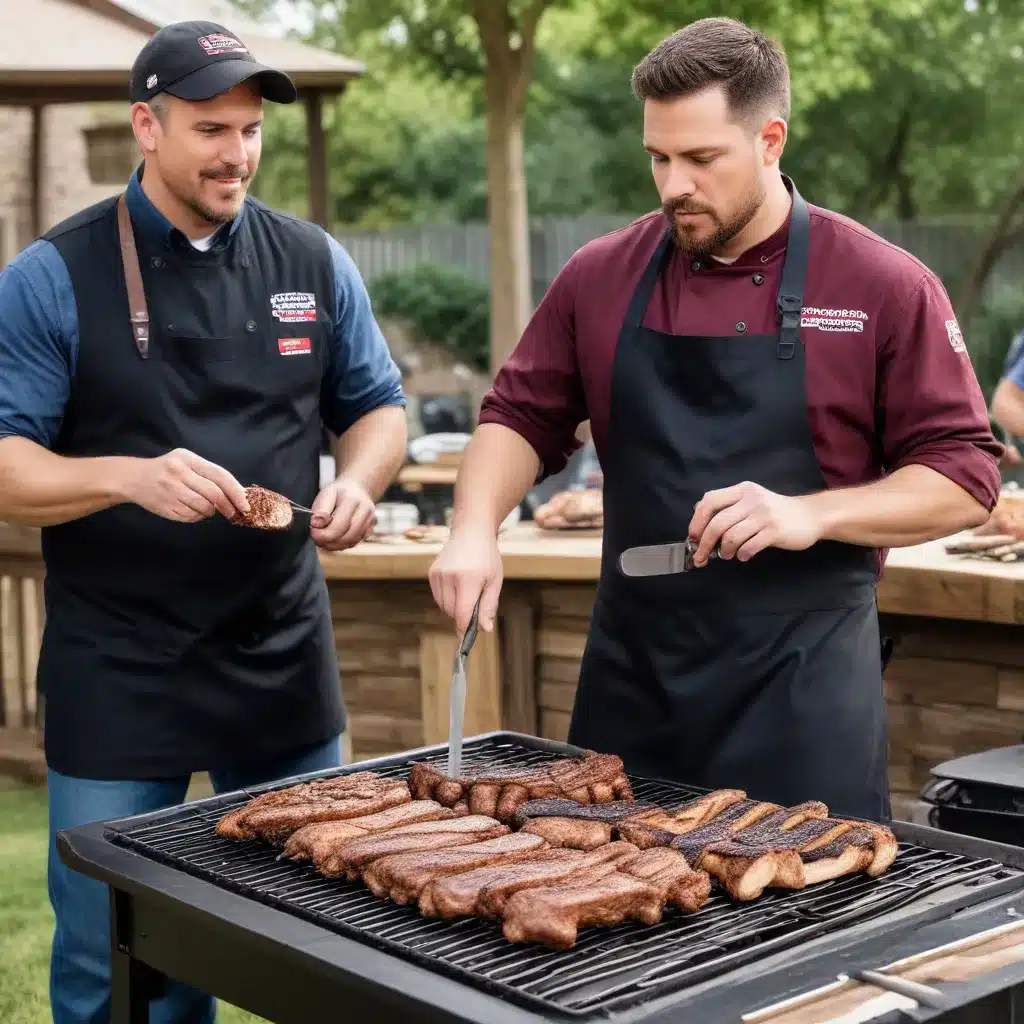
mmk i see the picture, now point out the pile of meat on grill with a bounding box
[216,753,898,950]
[533,488,603,531]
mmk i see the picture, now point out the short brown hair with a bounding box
[631,17,790,124]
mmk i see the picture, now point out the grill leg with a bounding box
[110,948,151,1024]
[109,888,153,1024]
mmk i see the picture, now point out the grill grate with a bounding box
[107,737,1024,1019]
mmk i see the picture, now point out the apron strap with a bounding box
[116,192,150,360]
[623,179,812,357]
[775,183,811,361]
[623,228,674,332]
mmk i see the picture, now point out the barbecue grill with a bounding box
[58,732,1024,1023]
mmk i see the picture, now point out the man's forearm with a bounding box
[332,405,408,500]
[803,464,990,548]
[451,423,541,534]
[0,436,131,526]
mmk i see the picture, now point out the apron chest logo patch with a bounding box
[270,292,317,323]
[800,307,869,333]
[945,317,967,353]
[278,337,312,356]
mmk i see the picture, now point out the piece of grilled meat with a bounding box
[502,868,665,949]
[514,798,663,850]
[319,815,509,879]
[282,799,457,863]
[408,752,634,823]
[419,841,641,920]
[363,832,549,904]
[216,773,409,843]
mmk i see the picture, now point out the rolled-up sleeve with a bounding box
[478,253,588,479]
[0,240,76,448]
[320,233,406,436]
[877,271,1002,509]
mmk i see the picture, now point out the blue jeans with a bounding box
[47,735,343,1024]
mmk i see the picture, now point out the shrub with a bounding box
[368,263,490,372]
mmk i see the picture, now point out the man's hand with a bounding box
[124,448,249,523]
[310,476,376,551]
[1002,442,1023,467]
[428,527,503,637]
[688,481,823,565]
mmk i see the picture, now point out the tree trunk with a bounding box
[472,0,549,377]
[482,71,532,376]
[954,175,1024,323]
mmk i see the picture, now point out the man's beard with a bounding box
[180,166,251,226]
[663,180,765,259]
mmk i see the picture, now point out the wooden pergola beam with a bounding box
[302,88,332,230]
[30,105,44,240]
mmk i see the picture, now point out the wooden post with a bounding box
[30,104,44,239]
[303,89,329,229]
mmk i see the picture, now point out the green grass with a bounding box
[0,781,265,1024]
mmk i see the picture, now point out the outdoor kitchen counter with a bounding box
[3,522,1024,809]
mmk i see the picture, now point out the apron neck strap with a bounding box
[622,180,813,362]
[776,182,811,360]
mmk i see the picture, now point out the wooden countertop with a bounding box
[2,522,1022,623]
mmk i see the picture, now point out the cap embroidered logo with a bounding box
[198,33,250,56]
[945,318,967,353]
[146,74,158,88]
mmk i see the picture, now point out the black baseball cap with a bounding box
[129,21,297,105]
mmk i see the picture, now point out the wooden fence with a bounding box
[334,213,1024,306]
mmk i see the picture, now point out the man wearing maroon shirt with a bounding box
[429,18,1001,821]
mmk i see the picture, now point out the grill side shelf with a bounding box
[99,736,1024,1021]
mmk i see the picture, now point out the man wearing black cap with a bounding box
[0,21,407,1024]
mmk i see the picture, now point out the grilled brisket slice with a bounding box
[282,800,456,862]
[502,869,664,949]
[520,818,612,850]
[237,779,412,846]
[617,848,712,913]
[407,752,634,823]
[363,832,549,904]
[215,773,405,841]
[513,798,659,827]
[419,841,641,920]
[319,815,509,878]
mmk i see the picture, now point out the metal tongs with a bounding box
[447,598,481,779]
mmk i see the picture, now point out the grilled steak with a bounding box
[521,817,613,850]
[618,848,712,913]
[216,773,408,842]
[282,800,456,862]
[502,869,665,949]
[419,841,641,920]
[320,815,509,878]
[513,798,660,827]
[617,794,898,899]
[363,832,549,904]
[233,485,294,530]
[408,752,634,822]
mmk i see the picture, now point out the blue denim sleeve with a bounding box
[320,232,406,437]
[0,240,77,448]
[1007,330,1024,390]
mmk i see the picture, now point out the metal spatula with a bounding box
[447,598,481,779]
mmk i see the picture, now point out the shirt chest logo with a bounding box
[801,306,869,334]
[270,291,317,323]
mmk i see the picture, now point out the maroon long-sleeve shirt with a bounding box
[480,202,1002,525]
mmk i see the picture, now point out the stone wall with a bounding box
[0,104,126,262]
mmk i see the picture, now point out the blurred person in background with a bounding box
[989,327,1024,486]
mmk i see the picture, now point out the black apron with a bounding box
[37,193,343,780]
[568,185,891,822]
